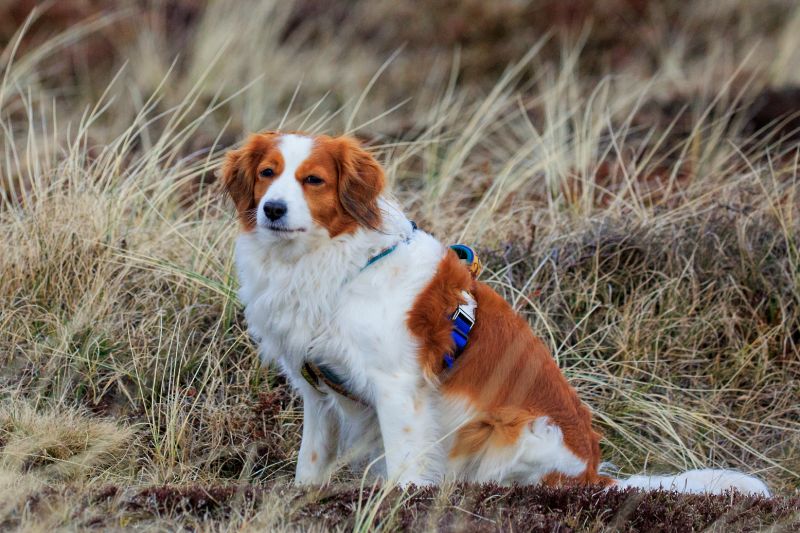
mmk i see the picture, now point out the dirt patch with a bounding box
[73,483,800,532]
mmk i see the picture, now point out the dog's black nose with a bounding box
[263,200,287,221]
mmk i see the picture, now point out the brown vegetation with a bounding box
[1,0,798,530]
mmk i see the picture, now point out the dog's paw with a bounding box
[294,465,331,486]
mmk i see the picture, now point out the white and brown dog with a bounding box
[222,131,769,495]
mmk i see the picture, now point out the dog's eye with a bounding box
[259,168,274,178]
[304,175,324,185]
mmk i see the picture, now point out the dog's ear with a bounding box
[333,136,385,230]
[221,146,254,215]
[221,133,275,227]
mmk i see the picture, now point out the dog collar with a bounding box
[361,221,417,271]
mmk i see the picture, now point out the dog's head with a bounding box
[221,132,385,240]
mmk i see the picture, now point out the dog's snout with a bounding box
[263,200,288,222]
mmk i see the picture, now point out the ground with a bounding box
[0,1,799,531]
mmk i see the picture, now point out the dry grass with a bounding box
[1,0,799,530]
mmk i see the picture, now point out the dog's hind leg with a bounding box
[450,409,591,486]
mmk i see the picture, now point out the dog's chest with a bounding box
[238,256,338,362]
[235,230,445,381]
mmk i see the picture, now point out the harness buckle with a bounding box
[446,291,477,369]
[451,305,475,329]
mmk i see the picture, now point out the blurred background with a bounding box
[3,1,800,146]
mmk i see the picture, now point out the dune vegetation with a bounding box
[1,1,799,530]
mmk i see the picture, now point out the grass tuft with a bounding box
[0,402,133,482]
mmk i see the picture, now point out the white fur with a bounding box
[234,133,771,494]
[238,185,446,484]
[256,134,315,233]
[615,469,771,496]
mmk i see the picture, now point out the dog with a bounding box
[222,131,770,495]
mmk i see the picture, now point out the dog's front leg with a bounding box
[295,384,338,485]
[372,375,442,486]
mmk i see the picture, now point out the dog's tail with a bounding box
[603,466,771,496]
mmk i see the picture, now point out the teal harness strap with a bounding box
[361,221,417,272]
[362,243,399,270]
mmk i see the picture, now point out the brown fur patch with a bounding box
[449,407,539,458]
[407,250,474,381]
[220,132,280,231]
[407,250,608,485]
[299,135,385,237]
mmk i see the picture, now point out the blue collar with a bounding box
[361,221,417,271]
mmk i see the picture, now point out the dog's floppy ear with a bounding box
[334,136,385,230]
[221,133,274,228]
[221,146,254,215]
